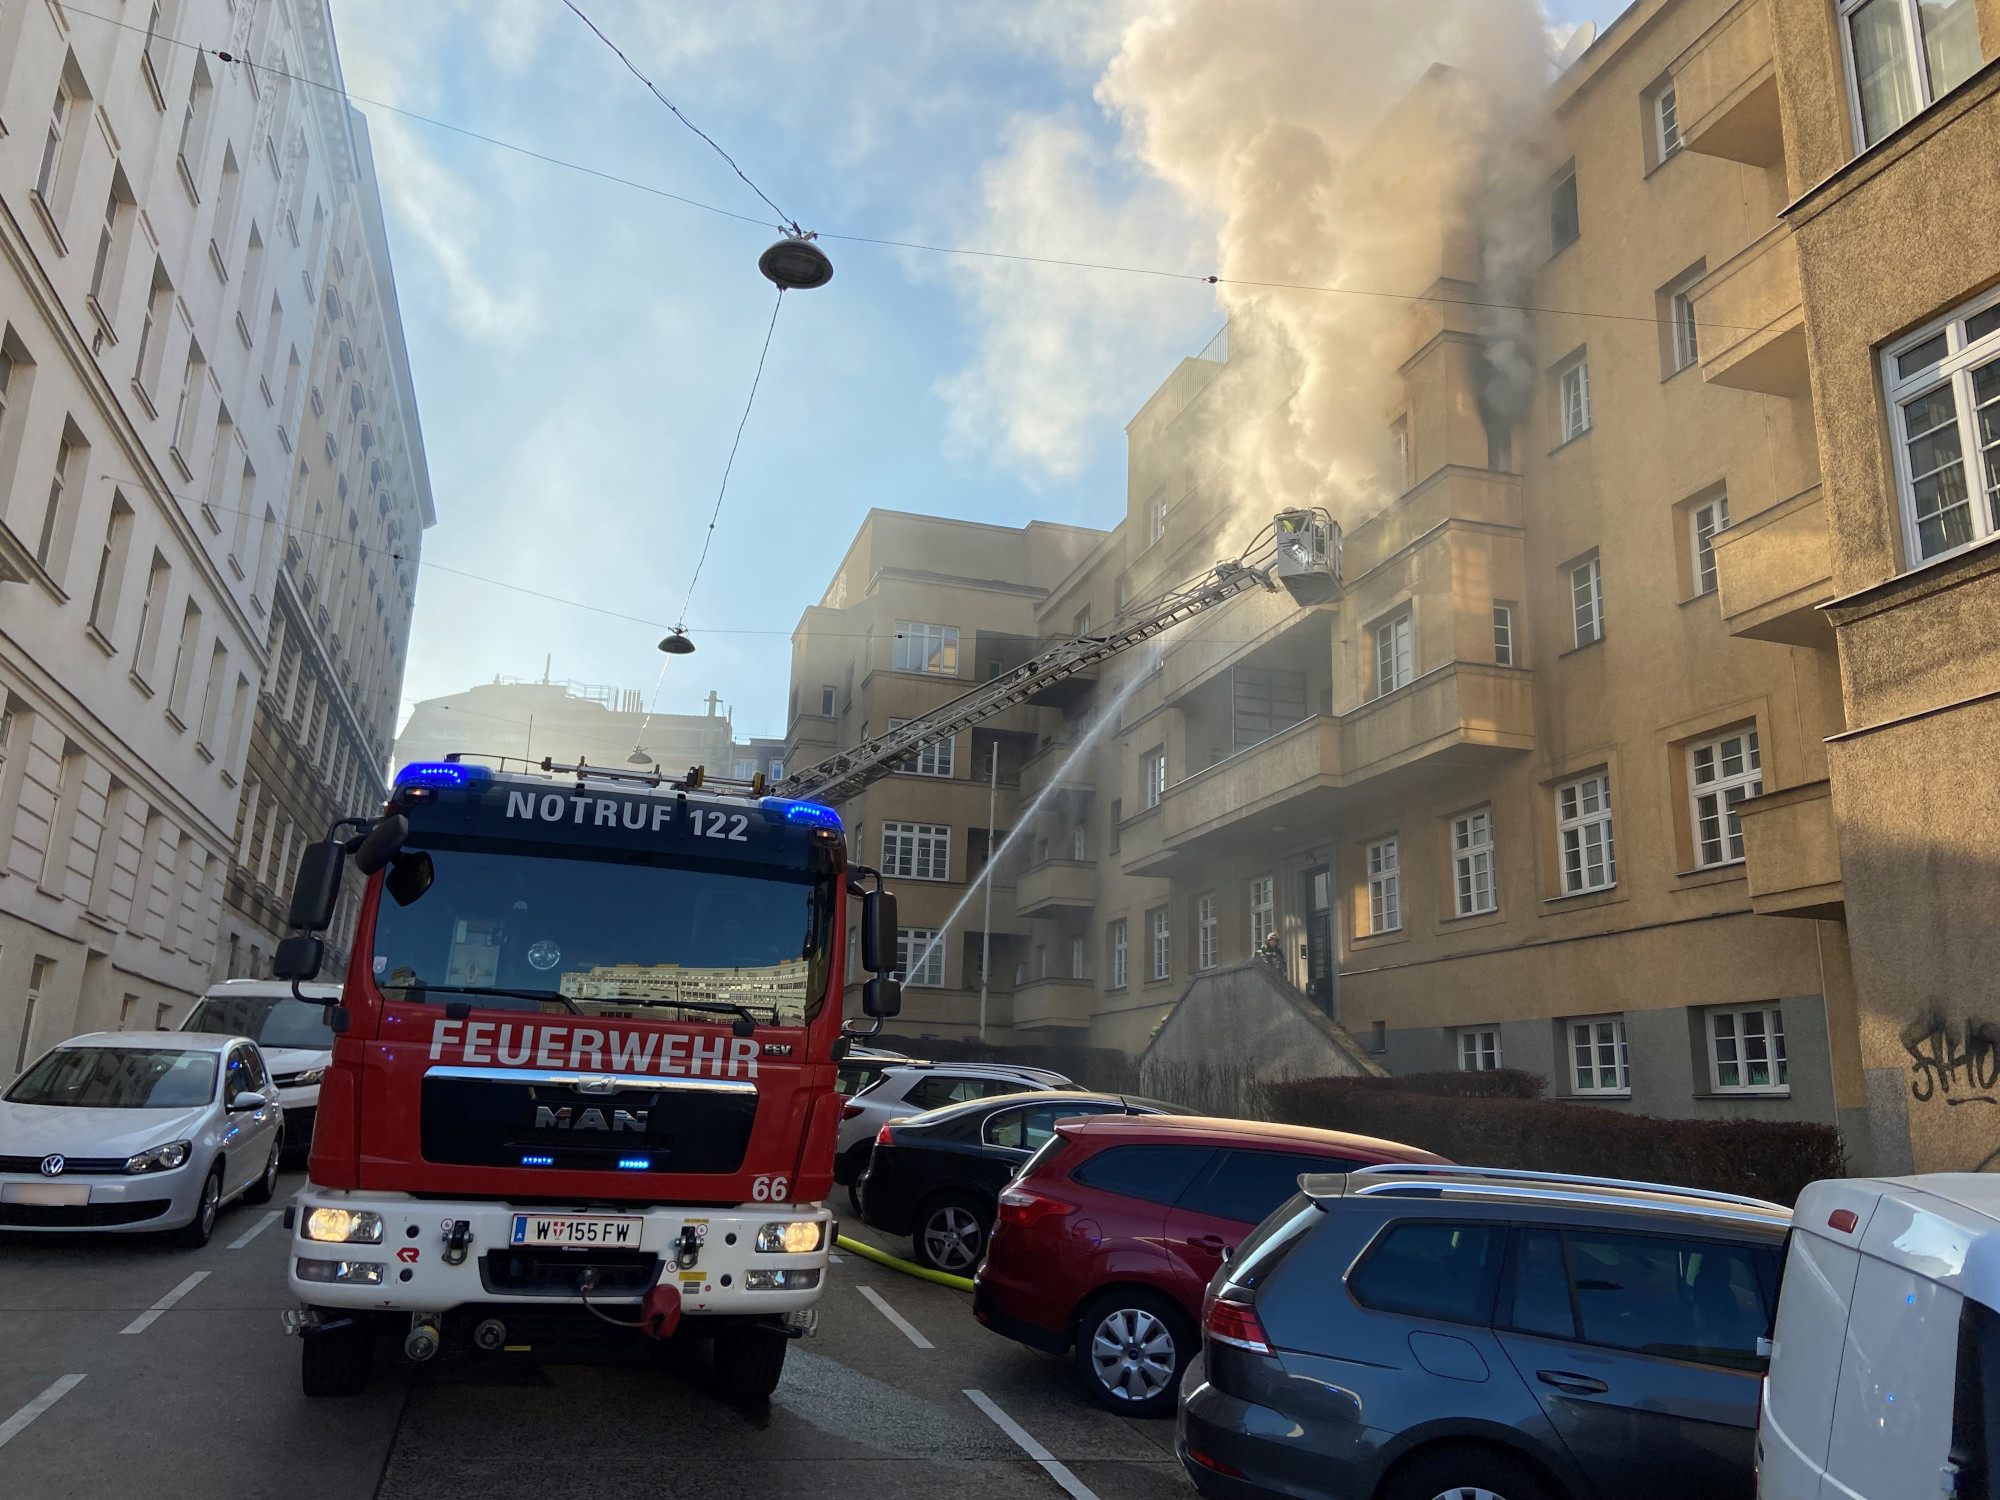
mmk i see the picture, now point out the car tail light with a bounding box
[1828,1208,1858,1233]
[1203,1293,1273,1356]
[1184,1446,1247,1480]
[996,1186,1074,1228]
[841,1104,864,1120]
[874,1124,896,1147]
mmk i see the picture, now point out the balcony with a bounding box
[1015,858,1097,918]
[1714,485,1834,645]
[1018,738,1096,801]
[1672,0,1782,167]
[1012,975,1095,1031]
[1117,805,1171,877]
[1736,779,1843,919]
[1693,226,1808,398]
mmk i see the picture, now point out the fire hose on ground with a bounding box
[835,1233,974,1292]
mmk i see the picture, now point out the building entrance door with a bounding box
[1301,864,1335,1015]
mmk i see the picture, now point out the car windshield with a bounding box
[371,839,837,1025]
[183,995,335,1049]
[6,1048,218,1109]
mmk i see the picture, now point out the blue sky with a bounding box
[329,0,1628,748]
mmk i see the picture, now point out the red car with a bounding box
[973,1113,1446,1417]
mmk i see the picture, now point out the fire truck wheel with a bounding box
[301,1316,376,1398]
[712,1323,787,1401]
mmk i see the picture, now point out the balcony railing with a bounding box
[1694,225,1808,398]
[1672,0,1782,167]
[1736,779,1843,919]
[1012,975,1095,1030]
[1018,737,1095,800]
[1015,858,1098,918]
[1713,485,1833,644]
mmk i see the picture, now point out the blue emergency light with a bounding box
[395,761,492,789]
[616,1158,651,1171]
[762,796,841,830]
[519,1153,555,1167]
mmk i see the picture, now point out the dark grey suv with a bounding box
[1177,1164,1790,1500]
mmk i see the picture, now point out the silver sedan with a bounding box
[0,1031,285,1246]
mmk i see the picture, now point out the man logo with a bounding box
[39,1154,65,1176]
[533,1105,647,1133]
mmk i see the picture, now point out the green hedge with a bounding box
[1265,1074,1846,1206]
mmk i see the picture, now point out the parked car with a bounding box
[0,1031,286,1247]
[861,1090,1188,1272]
[835,1044,919,1101]
[181,979,339,1153]
[975,1113,1447,1417]
[1759,1173,2000,1500]
[835,1060,1077,1212]
[1178,1163,1791,1500]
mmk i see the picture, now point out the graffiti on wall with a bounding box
[1903,1010,2000,1171]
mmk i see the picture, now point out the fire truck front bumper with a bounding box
[285,1188,833,1317]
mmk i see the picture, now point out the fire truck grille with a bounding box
[421,1073,758,1174]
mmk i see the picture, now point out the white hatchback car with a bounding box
[0,1031,285,1246]
[834,1061,1076,1210]
[181,980,339,1151]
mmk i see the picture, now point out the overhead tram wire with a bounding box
[57,4,1767,340]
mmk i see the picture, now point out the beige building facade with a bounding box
[792,0,2000,1173]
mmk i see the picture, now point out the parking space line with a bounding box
[964,1390,1100,1500]
[0,1375,86,1451]
[228,1211,281,1250]
[856,1284,933,1348]
[120,1272,209,1335]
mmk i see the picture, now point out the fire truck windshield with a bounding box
[370,840,835,1026]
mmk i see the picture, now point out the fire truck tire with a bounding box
[712,1323,787,1400]
[301,1316,375,1398]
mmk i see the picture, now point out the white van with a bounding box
[180,979,340,1150]
[1760,1174,2000,1500]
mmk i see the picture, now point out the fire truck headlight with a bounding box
[755,1220,825,1255]
[303,1207,384,1244]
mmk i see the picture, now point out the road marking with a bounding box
[229,1211,281,1250]
[0,1375,86,1451]
[828,1252,845,1263]
[856,1284,932,1348]
[120,1271,209,1335]
[964,1390,1100,1500]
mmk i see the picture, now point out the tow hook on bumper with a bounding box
[441,1219,473,1267]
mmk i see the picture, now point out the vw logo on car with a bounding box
[39,1154,64,1176]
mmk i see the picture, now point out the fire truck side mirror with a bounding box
[272,933,325,982]
[351,813,409,876]
[862,976,902,1019]
[861,889,897,972]
[286,840,346,932]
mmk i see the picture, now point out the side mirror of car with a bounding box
[229,1091,268,1113]
[862,976,902,1019]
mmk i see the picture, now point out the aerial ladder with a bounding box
[777,509,1344,808]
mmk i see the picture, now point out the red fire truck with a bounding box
[272,757,899,1399]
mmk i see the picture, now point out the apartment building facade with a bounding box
[784,511,1105,1038]
[0,0,427,1063]
[394,677,740,781]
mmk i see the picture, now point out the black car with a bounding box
[1179,1163,1791,1500]
[860,1090,1186,1273]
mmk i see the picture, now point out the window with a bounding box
[1373,608,1414,696]
[1689,726,1762,866]
[37,78,74,205]
[1109,918,1128,988]
[889,719,953,777]
[1070,935,1085,979]
[132,551,170,682]
[1557,772,1616,893]
[133,267,174,400]
[168,601,202,720]
[1366,837,1401,934]
[87,495,134,639]
[1491,602,1516,666]
[881,821,950,881]
[987,1102,1105,1152]
[1458,1028,1502,1071]
[1551,166,1580,252]
[818,685,836,716]
[17,957,55,1072]
[1655,84,1682,161]
[1691,494,1732,594]
[90,176,134,314]
[36,432,81,572]
[769,758,784,780]
[1146,486,1168,545]
[1569,1016,1631,1093]
[1109,799,1121,852]
[1232,666,1307,751]
[171,342,207,458]
[1181,1149,1358,1225]
[1558,351,1592,441]
[143,0,182,93]
[1709,1003,1788,1093]
[1070,1144,1211,1206]
[1250,876,1275,950]
[1452,808,1497,916]
[1351,1223,1506,1325]
[176,59,215,182]
[1570,555,1605,646]
[1196,894,1218,971]
[1840,0,1981,150]
[894,621,959,675]
[896,928,944,988]
[1390,416,1411,489]
[1148,906,1170,981]
[1884,291,2000,563]
[1142,747,1167,809]
[1671,282,1701,373]
[731,759,756,780]
[1072,606,1092,637]
[1562,1231,1773,1368]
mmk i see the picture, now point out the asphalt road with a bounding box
[0,1173,1192,1500]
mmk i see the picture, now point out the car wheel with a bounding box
[910,1193,987,1275]
[301,1316,375,1398]
[846,1174,866,1216]
[711,1323,788,1401]
[1383,1446,1560,1500]
[174,1164,225,1248]
[1072,1288,1192,1418]
[245,1131,284,1205]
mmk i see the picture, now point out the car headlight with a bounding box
[125,1140,192,1174]
[287,1068,326,1087]
[303,1207,384,1244]
[756,1220,825,1255]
